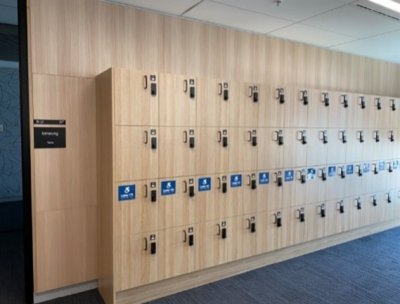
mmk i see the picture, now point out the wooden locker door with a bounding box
[348,196,366,230]
[223,173,244,218]
[383,190,396,221]
[307,202,327,241]
[283,128,307,168]
[345,129,364,163]
[258,85,284,127]
[241,128,259,171]
[373,96,386,129]
[305,166,325,205]
[348,94,364,129]
[258,128,284,170]
[257,171,271,213]
[328,92,349,128]
[198,220,228,269]
[231,82,260,127]
[241,214,264,258]
[365,193,384,225]
[384,129,396,160]
[266,209,289,251]
[368,129,384,161]
[159,127,196,178]
[288,206,308,246]
[196,175,218,222]
[307,90,329,128]
[368,162,381,194]
[325,199,349,236]
[388,98,400,129]
[306,128,328,166]
[114,69,158,126]
[115,126,159,181]
[380,97,392,129]
[226,217,243,263]
[197,78,230,127]
[197,127,229,175]
[243,173,258,215]
[267,170,284,211]
[285,88,308,128]
[282,168,308,209]
[159,73,196,126]
[362,95,376,129]
[392,189,400,220]
[325,166,345,201]
[326,129,346,164]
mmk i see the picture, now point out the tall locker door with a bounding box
[197,127,229,175]
[305,167,325,205]
[288,206,308,246]
[241,214,264,258]
[348,94,364,129]
[376,161,389,193]
[369,162,381,194]
[308,90,330,128]
[381,97,393,129]
[258,128,284,170]
[326,129,346,164]
[231,82,260,127]
[348,196,367,229]
[197,78,230,127]
[368,129,384,161]
[283,128,307,168]
[226,217,243,262]
[373,96,386,129]
[306,128,328,166]
[282,168,308,209]
[325,199,349,236]
[196,175,218,222]
[163,225,198,279]
[362,95,376,129]
[267,170,284,211]
[241,128,259,171]
[198,220,228,269]
[388,98,400,129]
[114,69,158,126]
[140,180,160,234]
[346,129,364,163]
[361,163,374,196]
[243,173,258,215]
[159,73,196,126]
[325,166,345,201]
[159,127,197,178]
[115,126,158,181]
[383,190,396,221]
[384,129,396,160]
[266,209,289,251]
[328,92,349,128]
[257,171,271,213]
[365,193,384,224]
[224,173,244,218]
[159,177,195,230]
[258,85,285,127]
[285,88,308,128]
[307,202,327,241]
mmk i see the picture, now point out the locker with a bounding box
[215,174,243,219]
[348,94,366,129]
[363,95,377,129]
[115,126,158,181]
[159,73,196,126]
[325,199,349,236]
[362,162,377,195]
[227,217,244,263]
[391,160,400,189]
[348,196,367,229]
[243,173,258,215]
[365,194,385,225]
[373,96,386,129]
[306,129,328,166]
[114,69,158,126]
[197,78,231,127]
[383,190,397,220]
[242,129,259,171]
[266,210,289,251]
[258,128,284,170]
[368,129,385,161]
[241,214,267,258]
[230,82,260,127]
[196,175,218,222]
[346,129,364,163]
[284,88,308,128]
[326,129,346,164]
[307,202,327,241]
[257,171,272,212]
[267,170,284,211]
[159,127,196,178]
[258,86,285,127]
[282,168,307,208]
[197,127,229,175]
[283,128,307,168]
[369,162,381,193]
[305,166,325,204]
[325,165,345,201]
[328,92,349,128]
[307,90,330,128]
[385,130,396,160]
[387,98,398,130]
[288,206,308,245]
[344,164,361,197]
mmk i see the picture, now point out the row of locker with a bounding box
[115,196,400,291]
[116,126,400,181]
[113,69,400,129]
[116,166,400,235]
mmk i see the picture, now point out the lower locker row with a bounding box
[114,197,400,291]
[116,126,400,181]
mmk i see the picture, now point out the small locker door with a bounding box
[159,73,196,126]
[267,170,284,211]
[365,193,385,224]
[369,162,381,193]
[307,90,330,128]
[197,78,230,127]
[373,96,386,129]
[196,175,218,222]
[348,196,367,230]
[257,171,271,213]
[288,206,308,246]
[159,127,196,178]
[228,127,244,173]
[348,94,365,129]
[326,129,347,164]
[241,214,266,258]
[345,129,364,163]
[307,202,327,241]
[231,82,260,127]
[226,217,243,263]
[197,127,229,175]
[114,69,158,126]
[266,209,289,251]
[388,98,400,129]
[345,163,364,196]
[258,85,285,127]
[140,180,160,233]
[384,129,396,160]
[283,128,307,168]
[306,129,328,166]
[381,97,393,129]
[216,174,243,219]
[258,128,284,170]
[241,128,259,171]
[328,92,349,128]
[285,88,309,128]
[368,129,384,161]
[243,173,258,215]
[325,199,349,236]
[282,168,307,208]
[115,126,159,182]
[306,166,326,204]
[383,190,397,221]
[325,166,345,201]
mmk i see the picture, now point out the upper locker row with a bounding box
[113,69,400,129]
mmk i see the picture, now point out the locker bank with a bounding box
[2,0,400,303]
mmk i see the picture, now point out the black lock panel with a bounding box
[340,205,344,214]
[322,172,327,181]
[190,87,195,99]
[343,98,348,108]
[151,83,157,96]
[253,91,259,103]
[390,134,395,142]
[189,185,195,197]
[303,95,308,106]
[373,199,377,206]
[301,174,306,184]
[374,167,378,175]
[150,242,157,255]
[221,228,227,239]
[377,102,381,110]
[392,103,396,111]
[277,217,282,227]
[277,177,283,187]
[251,222,256,233]
[151,137,157,150]
[278,135,284,146]
[388,196,392,203]
[323,134,328,144]
[222,136,228,147]
[151,190,157,203]
[300,212,305,222]
[188,234,194,246]
[223,89,229,101]
[222,182,227,193]
[375,134,380,142]
[324,97,329,107]
[302,135,307,145]
[279,94,285,104]
[361,100,365,109]
[251,179,257,190]
[321,208,326,218]
[357,202,362,210]
[189,137,195,149]
[358,169,363,177]
[342,135,347,143]
[252,136,257,147]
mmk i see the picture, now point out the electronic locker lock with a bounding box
[338,166,346,179]
[184,79,196,99]
[273,130,284,146]
[341,94,349,108]
[390,99,396,111]
[217,176,228,194]
[359,96,366,109]
[320,130,328,144]
[217,129,229,147]
[318,168,327,181]
[375,97,382,110]
[144,234,157,255]
[217,221,227,239]
[356,165,363,177]
[219,82,229,101]
[297,207,305,222]
[318,203,326,218]
[297,169,307,184]
[184,179,195,197]
[249,85,259,103]
[373,163,379,175]
[184,129,196,149]
[355,197,362,210]
[337,200,345,214]
[183,227,195,247]
[276,88,285,104]
[144,75,157,97]
[247,130,257,147]
[389,131,395,142]
[247,174,257,190]
[144,129,158,150]
[322,92,330,107]
[373,130,380,143]
[274,171,283,187]
[297,130,307,145]
[300,90,308,106]
[357,130,364,143]
[247,216,256,233]
[371,195,377,207]
[274,212,282,227]
[144,182,157,203]
[386,193,392,204]
[388,162,393,173]
[339,130,347,144]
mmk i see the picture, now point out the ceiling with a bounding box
[106,0,400,64]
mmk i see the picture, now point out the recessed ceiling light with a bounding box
[368,0,400,13]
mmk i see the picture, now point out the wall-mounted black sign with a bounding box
[34,127,66,149]
[33,119,66,125]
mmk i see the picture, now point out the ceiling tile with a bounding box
[105,0,201,15]
[213,0,354,22]
[0,5,17,25]
[184,1,291,33]
[330,30,400,63]
[269,23,354,47]
[303,4,400,38]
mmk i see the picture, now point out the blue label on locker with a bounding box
[230,174,242,188]
[328,166,336,177]
[259,172,269,185]
[307,168,316,180]
[118,184,135,201]
[161,180,176,196]
[363,163,370,173]
[198,177,211,192]
[346,164,354,175]
[284,170,294,182]
[393,160,399,169]
[379,161,386,171]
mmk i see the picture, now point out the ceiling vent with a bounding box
[354,0,400,21]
